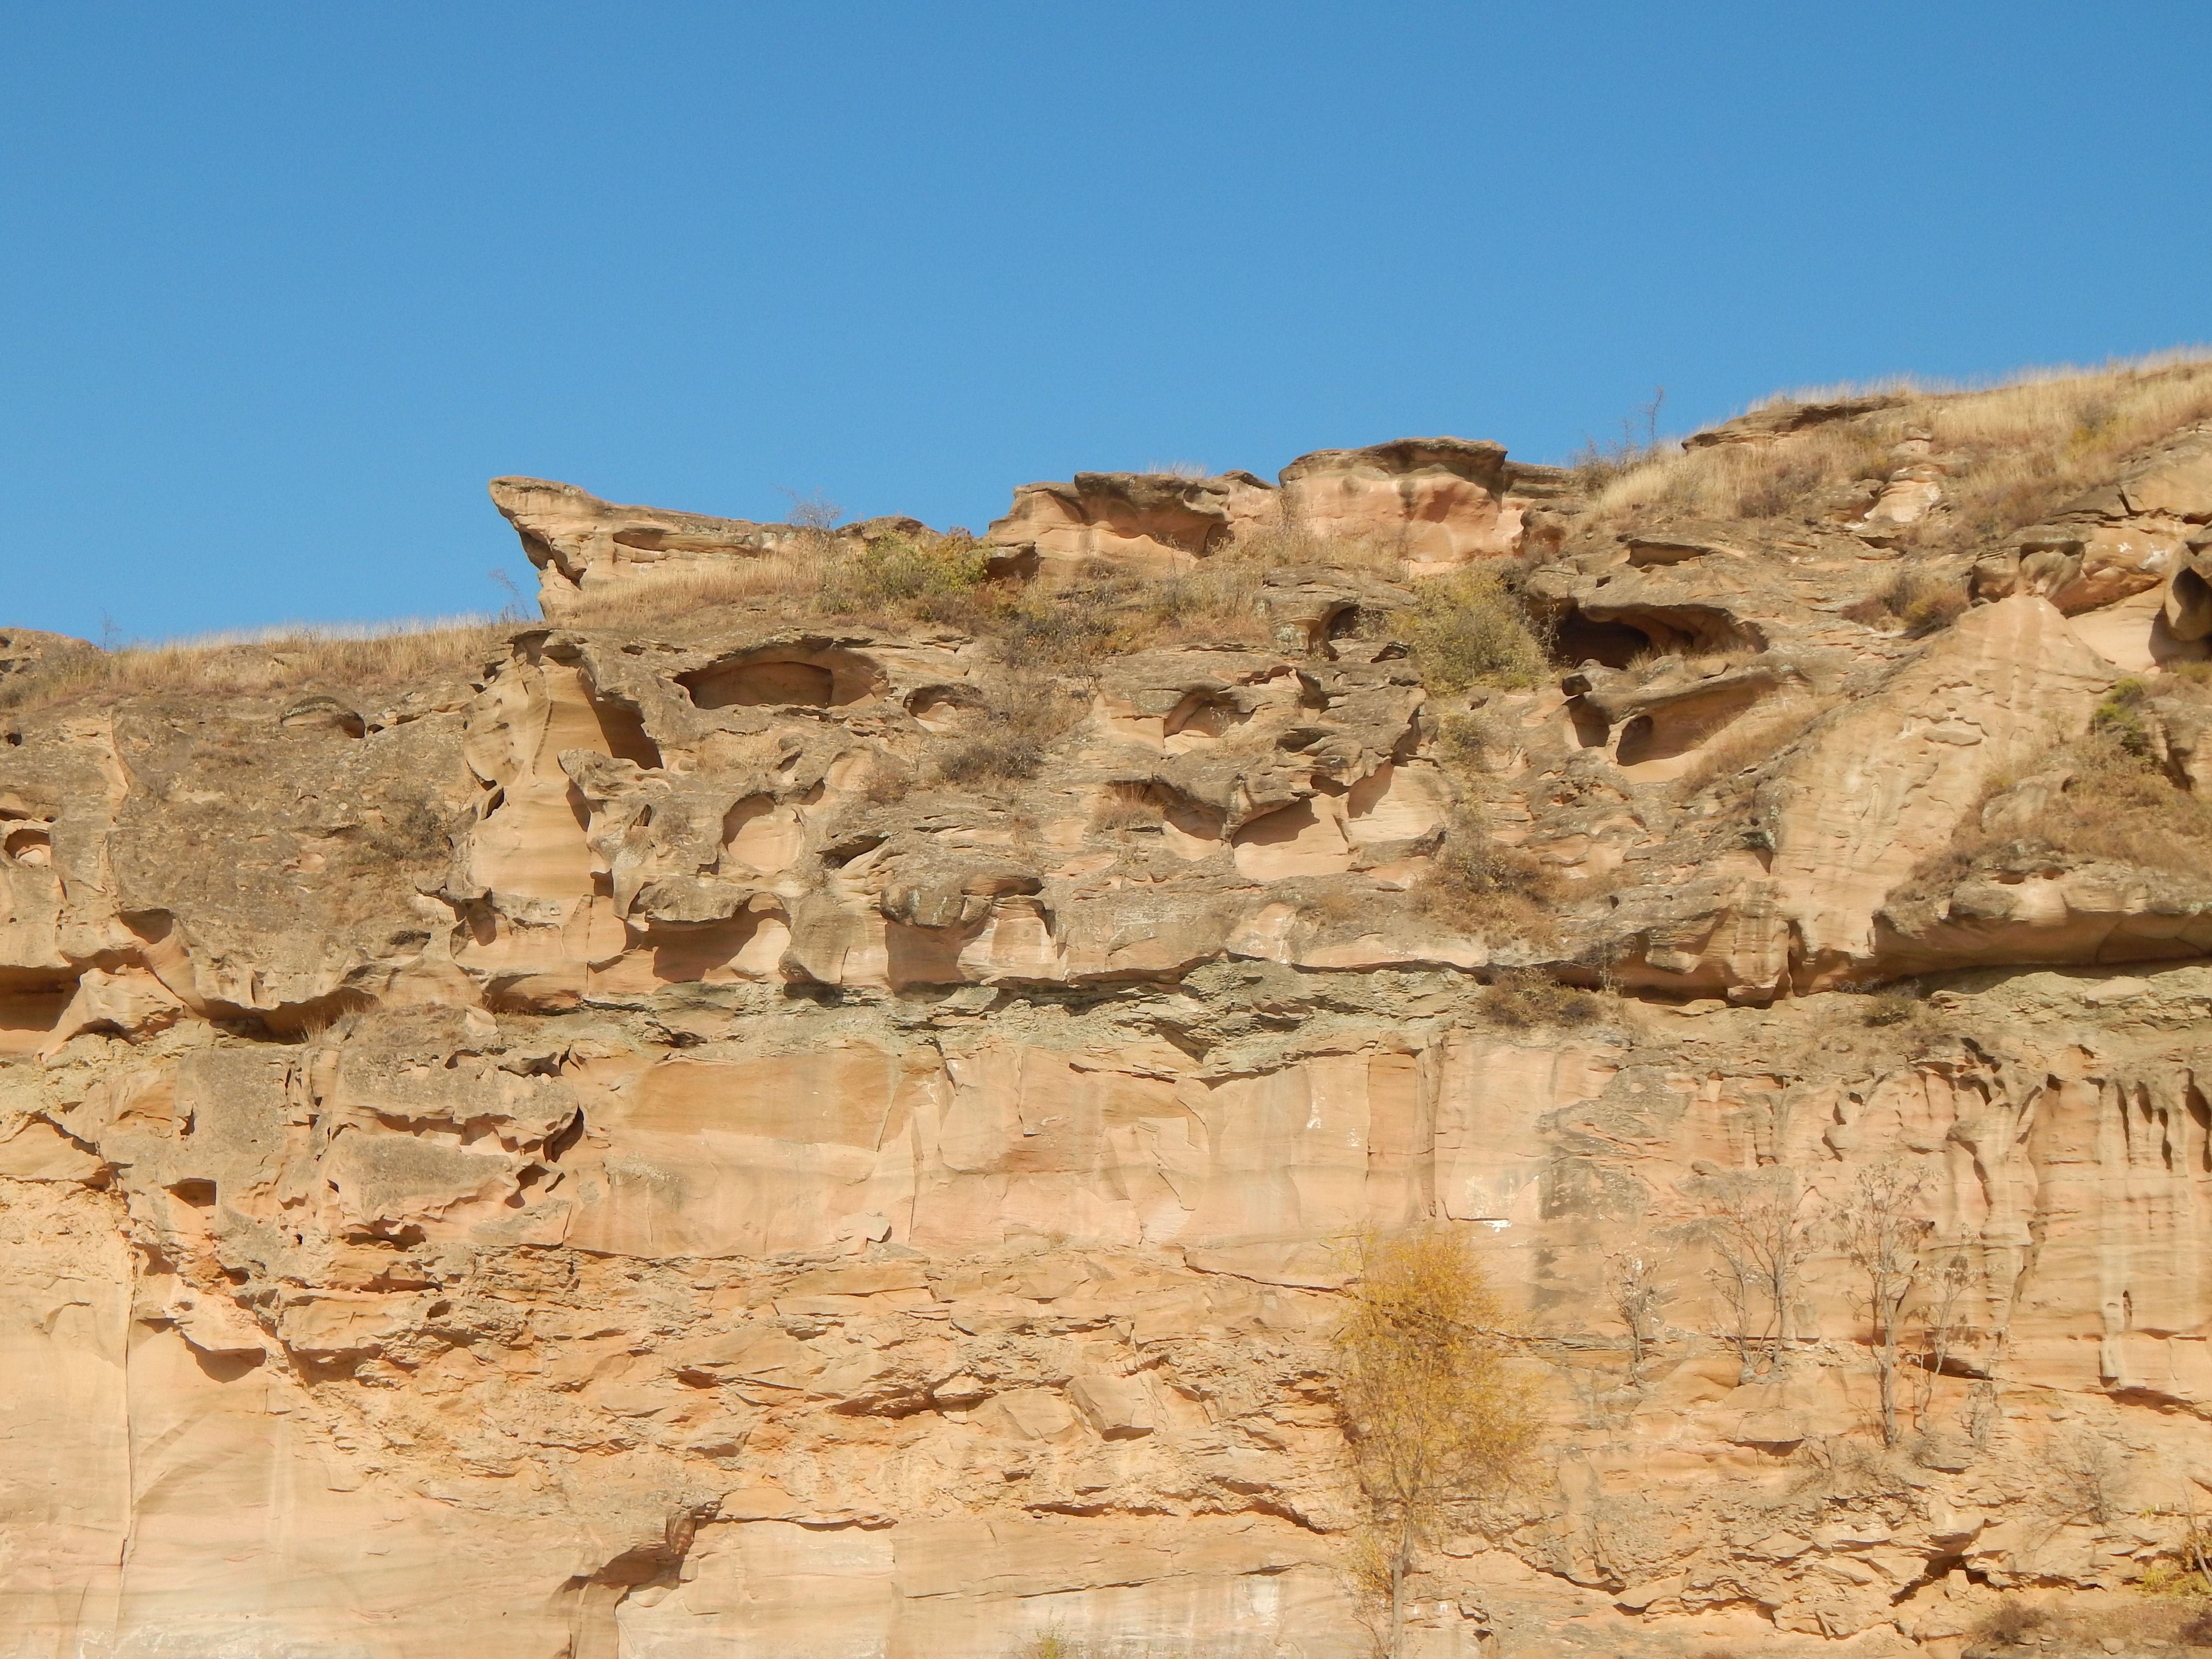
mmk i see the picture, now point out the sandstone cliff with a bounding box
[6,361,2212,1659]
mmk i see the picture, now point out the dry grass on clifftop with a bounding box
[1592,354,2212,551]
[554,522,1479,667]
[0,619,508,718]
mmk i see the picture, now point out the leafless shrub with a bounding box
[1975,1599,2050,1646]
[778,488,845,531]
[1605,1244,1669,1386]
[1914,1247,1974,1430]
[1698,1171,1815,1384]
[1567,386,1674,493]
[2045,1427,2129,1527]
[1836,1161,1932,1446]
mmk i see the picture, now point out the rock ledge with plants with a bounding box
[6,361,2212,1658]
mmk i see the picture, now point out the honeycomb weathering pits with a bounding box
[5,379,2212,1655]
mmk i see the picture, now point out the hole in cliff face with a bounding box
[1164,690,1250,742]
[720,795,805,872]
[906,685,980,733]
[280,697,368,738]
[532,655,664,768]
[2169,565,2212,642]
[679,645,884,710]
[1551,609,1651,669]
[545,1110,585,1163]
[3,826,51,866]
[1614,677,1776,766]
[645,910,789,983]
[167,1178,217,1208]
[687,659,832,707]
[191,1347,265,1384]
[593,699,662,769]
[0,978,72,1051]
[1550,601,1767,669]
[1230,798,1353,879]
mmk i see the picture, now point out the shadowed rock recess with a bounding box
[12,365,2212,1658]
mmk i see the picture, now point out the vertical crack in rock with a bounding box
[8,374,2212,1653]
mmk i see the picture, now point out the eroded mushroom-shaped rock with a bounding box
[1274,437,1526,572]
[983,470,1278,577]
[490,476,928,617]
[983,439,1575,580]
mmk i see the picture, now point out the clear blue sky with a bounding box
[4,2,2207,641]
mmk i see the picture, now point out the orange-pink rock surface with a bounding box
[4,386,2212,1658]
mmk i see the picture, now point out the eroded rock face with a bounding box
[493,476,928,619]
[1968,424,2212,666]
[984,471,1281,577]
[979,439,1573,578]
[1275,438,1552,573]
[12,401,2212,1656]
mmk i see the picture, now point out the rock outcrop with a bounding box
[1968,425,2212,668]
[982,438,1575,579]
[8,367,2212,1658]
[493,477,930,619]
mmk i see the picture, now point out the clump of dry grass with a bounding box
[1479,966,1610,1027]
[559,548,828,627]
[818,530,992,621]
[1587,354,2212,552]
[1840,568,1971,635]
[1397,569,1550,693]
[1092,783,1165,832]
[1827,986,1956,1059]
[564,528,998,635]
[1416,813,1561,943]
[930,672,1089,786]
[1623,640,1762,680]
[1225,520,1408,577]
[1976,1593,2212,1651]
[1900,677,2212,904]
[0,618,510,718]
[563,521,1424,664]
[2009,676,2212,871]
[1432,708,1520,780]
[1566,387,1676,493]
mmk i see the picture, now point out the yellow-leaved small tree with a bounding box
[1332,1227,1539,1659]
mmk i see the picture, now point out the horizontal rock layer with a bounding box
[8,385,2212,1657]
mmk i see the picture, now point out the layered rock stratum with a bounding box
[9,363,2212,1658]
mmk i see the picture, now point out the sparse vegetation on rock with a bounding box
[7,357,2212,1655]
[1331,1228,1536,1659]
